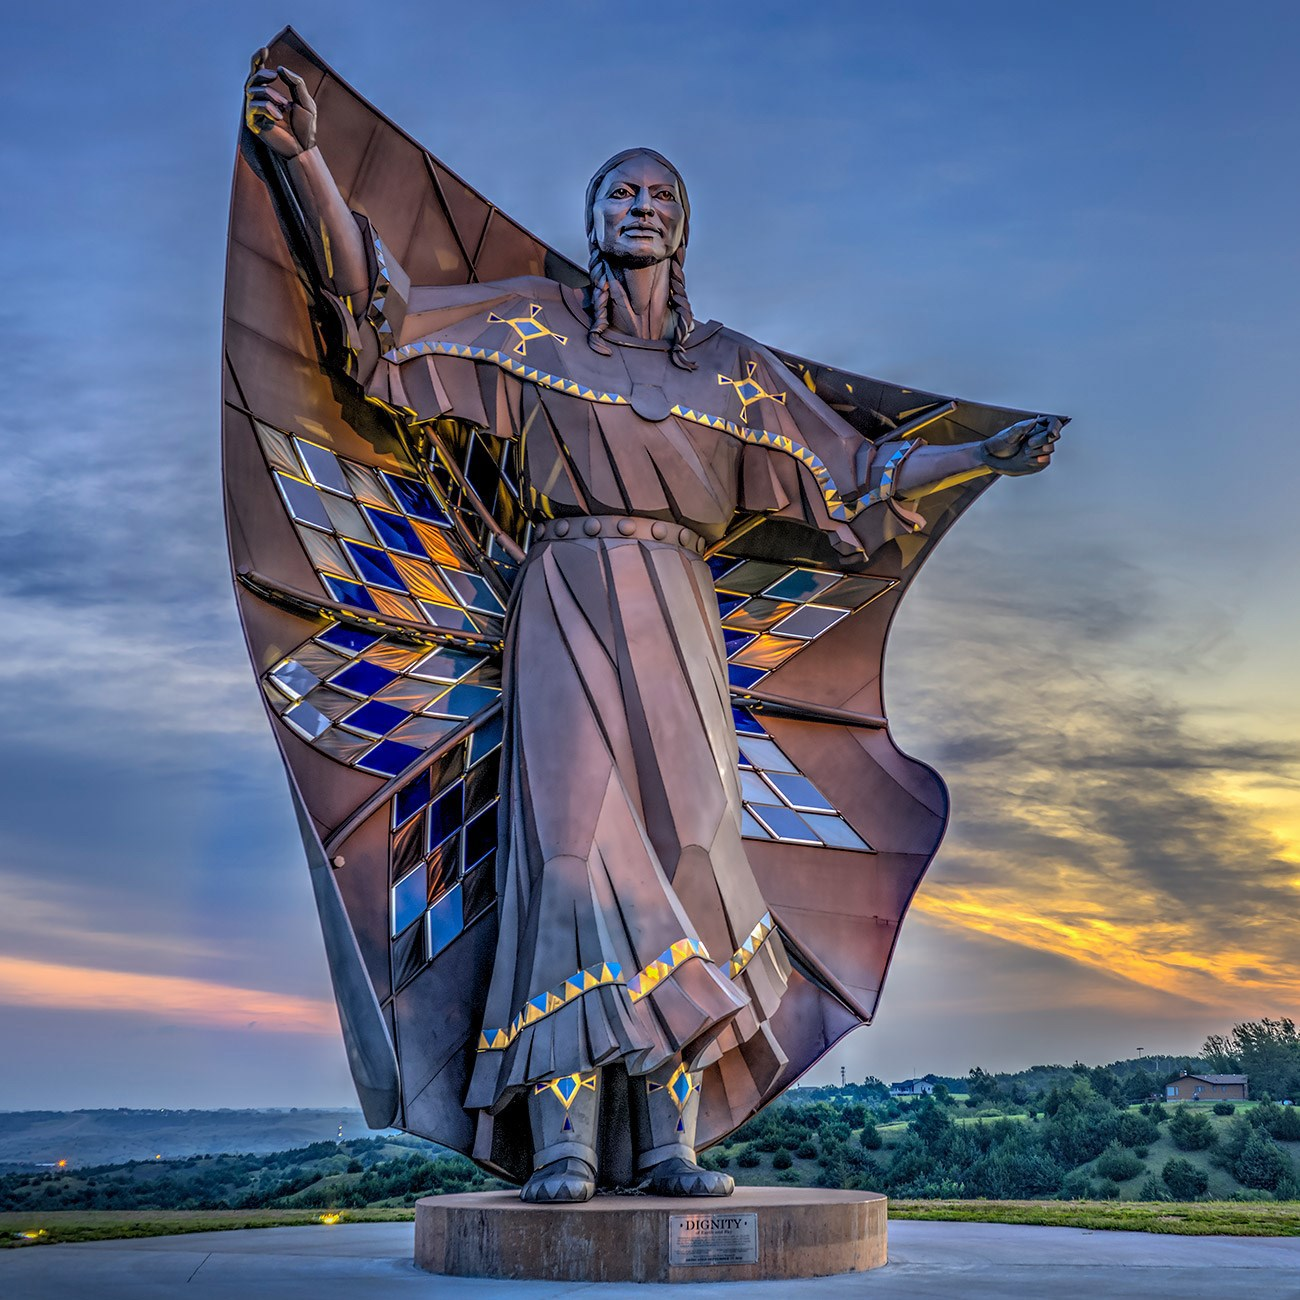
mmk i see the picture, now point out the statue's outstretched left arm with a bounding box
[867,416,1062,502]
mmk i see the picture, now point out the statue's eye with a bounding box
[656,191,677,203]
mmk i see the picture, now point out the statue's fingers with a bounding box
[248,68,281,89]
[248,47,268,77]
[277,65,314,108]
[248,86,289,110]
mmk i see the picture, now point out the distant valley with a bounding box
[0,1109,399,1169]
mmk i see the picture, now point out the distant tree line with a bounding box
[4,1020,1295,1210]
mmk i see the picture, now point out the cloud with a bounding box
[887,519,1300,1021]
[0,596,262,749]
[0,954,337,1036]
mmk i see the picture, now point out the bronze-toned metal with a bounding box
[223,28,1066,1192]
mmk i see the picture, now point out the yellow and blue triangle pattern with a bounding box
[726,912,774,979]
[534,1071,597,1108]
[648,1061,698,1115]
[626,937,710,1003]
[477,959,624,1052]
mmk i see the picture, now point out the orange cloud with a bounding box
[913,883,1300,1015]
[0,955,338,1035]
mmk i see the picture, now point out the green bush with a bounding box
[1094,1142,1144,1182]
[1161,1157,1209,1199]
[1137,1175,1169,1202]
[772,1149,792,1170]
[795,1142,818,1160]
[1095,1179,1121,1200]
[1234,1131,1289,1191]
[1111,1111,1161,1148]
[1168,1107,1216,1151]
[1213,1102,1236,1116]
[860,1124,882,1150]
[1134,1146,1149,1159]
[1269,1106,1300,1141]
[736,1148,761,1169]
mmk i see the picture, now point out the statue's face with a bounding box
[591,157,685,268]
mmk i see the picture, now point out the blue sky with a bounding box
[1,0,1297,1108]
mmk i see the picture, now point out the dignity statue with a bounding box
[225,31,1063,1202]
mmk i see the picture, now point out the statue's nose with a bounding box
[631,193,654,216]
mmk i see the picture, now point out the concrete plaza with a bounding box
[3,1220,1299,1298]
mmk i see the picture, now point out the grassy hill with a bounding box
[702,1098,1300,1203]
[0,1134,494,1220]
[0,1109,395,1170]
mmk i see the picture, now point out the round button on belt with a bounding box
[583,518,602,536]
[617,519,636,536]
[554,520,570,537]
[651,521,668,541]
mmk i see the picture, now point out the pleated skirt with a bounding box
[465,529,789,1112]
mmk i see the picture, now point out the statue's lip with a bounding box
[621,224,662,235]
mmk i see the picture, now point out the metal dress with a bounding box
[223,29,1046,1182]
[366,275,895,1127]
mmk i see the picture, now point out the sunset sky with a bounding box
[1,0,1296,1110]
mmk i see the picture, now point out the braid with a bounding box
[586,243,614,356]
[667,244,696,371]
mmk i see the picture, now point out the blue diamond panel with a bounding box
[357,739,424,779]
[318,625,381,656]
[364,506,425,555]
[381,471,448,524]
[426,884,464,959]
[391,865,426,937]
[331,660,399,697]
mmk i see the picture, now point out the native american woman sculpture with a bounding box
[224,30,1063,1201]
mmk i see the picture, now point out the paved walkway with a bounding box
[2,1220,1299,1298]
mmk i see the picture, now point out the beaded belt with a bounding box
[533,514,708,556]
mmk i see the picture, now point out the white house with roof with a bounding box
[889,1079,936,1097]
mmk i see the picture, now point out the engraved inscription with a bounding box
[669,1211,759,1267]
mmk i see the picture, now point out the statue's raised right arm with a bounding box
[244,49,370,300]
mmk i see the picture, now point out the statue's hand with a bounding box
[979,415,1062,477]
[244,48,317,158]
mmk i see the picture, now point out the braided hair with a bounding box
[584,148,696,371]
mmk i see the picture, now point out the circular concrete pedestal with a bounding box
[415,1186,886,1283]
